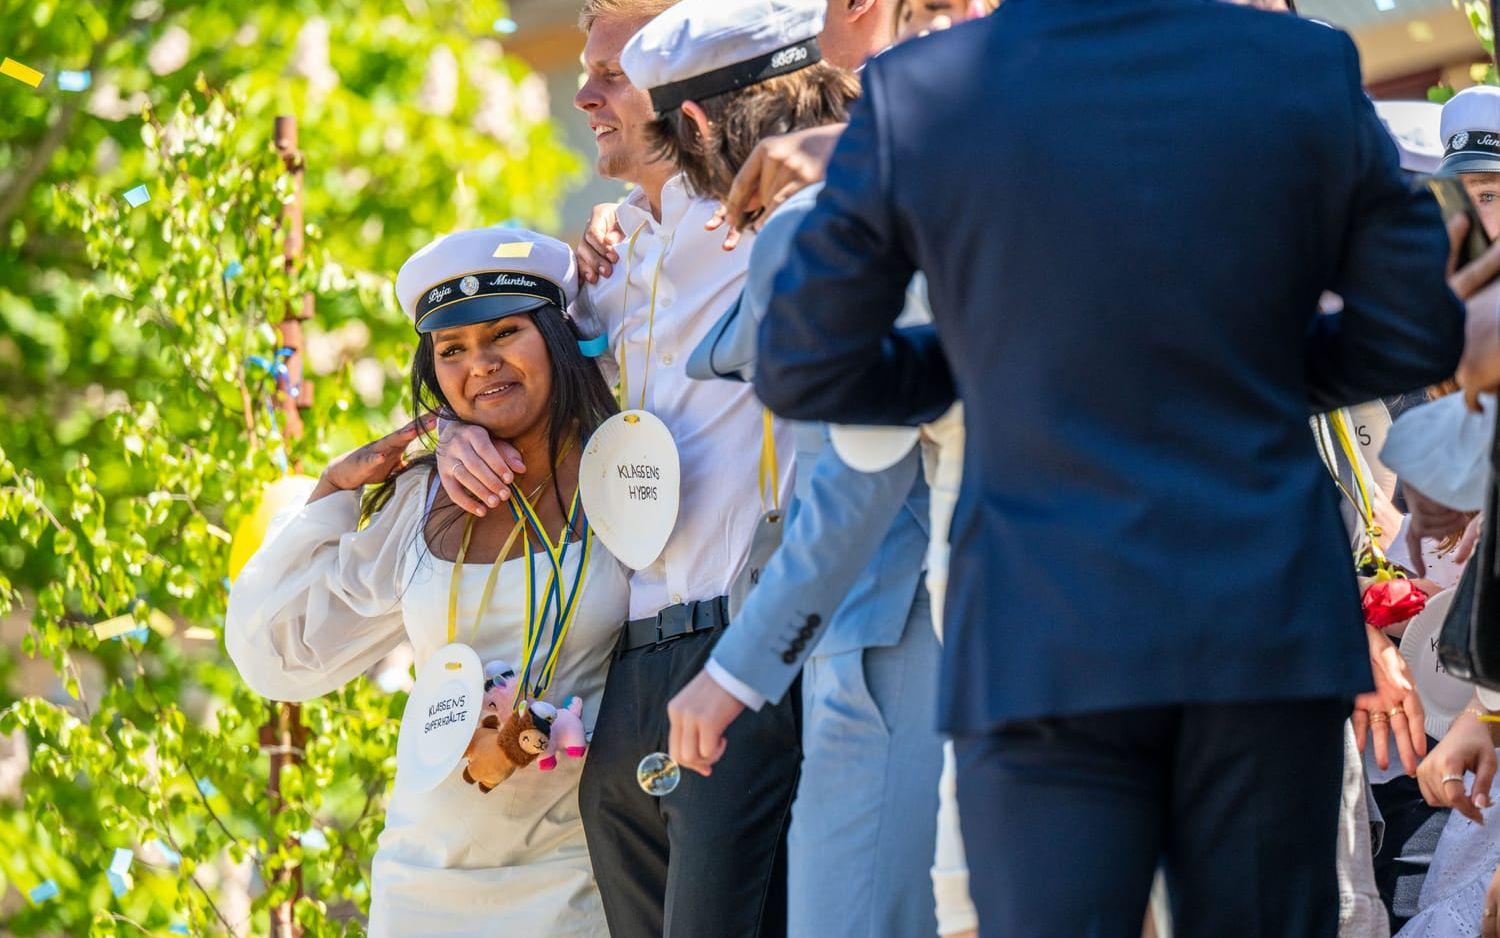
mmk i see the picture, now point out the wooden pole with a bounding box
[262,114,312,938]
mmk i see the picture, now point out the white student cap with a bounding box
[395,226,577,334]
[1439,86,1500,175]
[620,0,828,117]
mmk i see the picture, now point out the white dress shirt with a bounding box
[587,174,794,620]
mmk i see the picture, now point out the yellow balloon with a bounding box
[228,475,320,582]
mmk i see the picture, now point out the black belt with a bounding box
[622,596,730,652]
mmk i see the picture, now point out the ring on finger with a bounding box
[1370,711,1389,724]
[1442,773,1466,784]
[1389,706,1405,718]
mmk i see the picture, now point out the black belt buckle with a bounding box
[656,602,689,643]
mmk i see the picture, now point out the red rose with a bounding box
[1362,577,1429,629]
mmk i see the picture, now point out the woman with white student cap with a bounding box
[226,226,627,936]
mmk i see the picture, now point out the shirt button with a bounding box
[661,353,674,366]
[671,593,683,605]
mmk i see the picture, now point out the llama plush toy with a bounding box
[462,660,554,792]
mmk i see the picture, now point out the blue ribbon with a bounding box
[577,333,609,358]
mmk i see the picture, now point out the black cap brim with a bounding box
[1439,151,1500,176]
[416,295,555,334]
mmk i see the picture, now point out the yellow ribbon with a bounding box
[447,516,525,646]
[1320,408,1385,562]
[508,483,592,707]
[615,222,675,412]
[758,408,781,514]
[444,438,574,646]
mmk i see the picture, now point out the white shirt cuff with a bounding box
[705,658,767,711]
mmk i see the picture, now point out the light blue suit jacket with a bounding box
[689,186,929,705]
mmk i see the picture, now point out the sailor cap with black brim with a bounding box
[620,0,828,118]
[396,226,578,335]
[1439,86,1500,176]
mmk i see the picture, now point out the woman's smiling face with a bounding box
[431,313,555,439]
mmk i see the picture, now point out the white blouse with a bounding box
[226,468,630,937]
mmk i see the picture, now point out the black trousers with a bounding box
[955,698,1349,938]
[579,628,802,938]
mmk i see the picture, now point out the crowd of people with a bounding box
[222,0,1500,935]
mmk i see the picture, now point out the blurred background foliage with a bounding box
[0,0,580,933]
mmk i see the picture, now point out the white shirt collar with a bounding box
[615,173,695,238]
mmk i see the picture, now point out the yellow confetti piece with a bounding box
[493,241,534,259]
[147,609,175,635]
[206,524,232,543]
[92,614,140,641]
[183,626,217,641]
[1,57,44,88]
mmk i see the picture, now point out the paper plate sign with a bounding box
[1397,589,1468,739]
[396,643,483,792]
[580,410,681,570]
[829,424,921,474]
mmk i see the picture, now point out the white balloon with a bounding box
[579,410,681,570]
[829,424,921,474]
[396,642,484,793]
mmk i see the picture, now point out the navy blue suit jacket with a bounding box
[755,0,1465,733]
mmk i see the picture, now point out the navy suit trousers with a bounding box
[955,698,1348,937]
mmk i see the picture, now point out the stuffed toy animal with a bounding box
[535,697,587,771]
[461,661,556,793]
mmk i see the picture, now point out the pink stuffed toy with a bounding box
[534,696,587,771]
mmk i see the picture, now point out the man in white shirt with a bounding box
[438,1,802,934]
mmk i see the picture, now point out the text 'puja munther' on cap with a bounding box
[620,0,828,117]
[395,226,578,334]
[413,273,567,332]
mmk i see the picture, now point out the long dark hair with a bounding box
[365,304,618,542]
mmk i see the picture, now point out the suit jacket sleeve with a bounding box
[711,434,921,705]
[1306,34,1464,412]
[754,63,956,425]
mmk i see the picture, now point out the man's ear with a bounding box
[848,0,881,22]
[681,100,713,143]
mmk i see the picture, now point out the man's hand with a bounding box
[706,123,846,250]
[436,421,527,517]
[1352,623,1428,776]
[577,202,625,284]
[1405,483,1475,577]
[667,669,746,777]
[1417,705,1496,822]
[311,415,436,501]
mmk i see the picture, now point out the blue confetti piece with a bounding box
[28,880,58,903]
[123,185,150,208]
[299,828,329,850]
[577,333,609,358]
[109,847,133,876]
[196,778,217,797]
[220,577,231,589]
[170,925,189,935]
[116,626,148,642]
[146,838,181,865]
[223,260,243,280]
[57,70,91,92]
[498,217,523,229]
[107,870,131,897]
[493,17,518,34]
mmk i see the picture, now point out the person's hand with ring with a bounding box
[1418,703,1497,822]
[1352,624,1428,775]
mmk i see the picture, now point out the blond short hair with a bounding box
[578,0,677,31]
